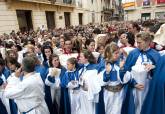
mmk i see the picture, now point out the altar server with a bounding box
[5,56,49,114]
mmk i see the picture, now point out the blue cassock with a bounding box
[119,48,160,114]
[60,70,79,114]
[96,62,119,114]
[61,70,79,88]
[42,60,49,70]
[96,56,105,73]
[0,99,8,114]
[2,67,11,79]
[35,65,58,114]
[46,66,67,114]
[59,64,97,114]
[0,75,8,114]
[141,55,165,114]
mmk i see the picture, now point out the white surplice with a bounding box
[131,54,152,114]
[4,72,50,114]
[98,64,125,114]
[79,68,101,114]
[45,67,61,106]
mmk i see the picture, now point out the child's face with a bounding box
[120,33,127,44]
[79,53,88,64]
[112,50,120,61]
[44,49,52,59]
[67,61,75,71]
[8,63,17,71]
[52,57,60,68]
[87,42,95,52]
[98,46,104,55]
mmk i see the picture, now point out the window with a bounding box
[91,0,93,4]
[45,11,55,29]
[141,13,151,21]
[155,12,165,20]
[16,10,33,32]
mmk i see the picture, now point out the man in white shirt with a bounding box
[5,56,50,114]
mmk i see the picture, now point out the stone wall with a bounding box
[0,0,103,34]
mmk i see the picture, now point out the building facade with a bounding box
[122,0,165,21]
[0,0,103,34]
[101,0,121,22]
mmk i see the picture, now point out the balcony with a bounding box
[76,0,82,8]
[102,7,114,11]
[16,0,76,7]
[53,0,76,7]
[102,7,114,14]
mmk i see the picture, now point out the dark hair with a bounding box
[42,45,53,61]
[22,57,35,73]
[126,32,135,46]
[36,43,42,49]
[7,57,20,68]
[16,45,22,51]
[96,44,104,52]
[142,21,154,28]
[0,58,5,66]
[85,38,95,49]
[64,37,72,44]
[43,41,52,47]
[49,54,62,68]
[93,28,101,34]
[0,53,2,59]
[72,38,82,53]
[118,29,126,37]
[82,50,96,64]
[132,22,141,32]
[7,49,18,60]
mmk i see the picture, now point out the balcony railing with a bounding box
[55,0,76,6]
[103,7,114,11]
[16,0,76,7]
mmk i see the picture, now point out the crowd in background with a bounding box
[0,19,165,114]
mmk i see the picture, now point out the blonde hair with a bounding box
[136,31,153,42]
[104,42,119,62]
[26,44,35,53]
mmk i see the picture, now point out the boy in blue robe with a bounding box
[141,55,165,114]
[120,32,160,114]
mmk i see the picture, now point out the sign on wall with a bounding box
[122,0,136,9]
[157,0,165,4]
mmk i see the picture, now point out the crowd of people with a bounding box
[0,20,165,114]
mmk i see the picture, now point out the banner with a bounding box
[157,0,165,3]
[122,0,135,9]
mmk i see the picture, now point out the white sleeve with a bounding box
[5,75,26,99]
[67,81,79,89]
[159,50,165,56]
[45,68,61,88]
[45,76,61,88]
[86,70,101,103]
[120,71,132,84]
[45,77,55,86]
[97,70,107,86]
